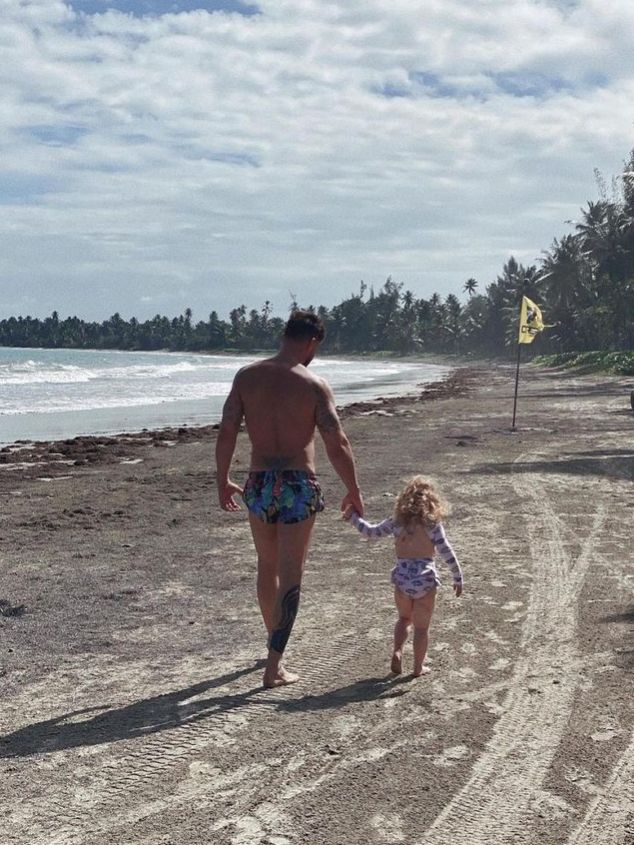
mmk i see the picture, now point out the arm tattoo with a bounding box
[314,382,341,436]
[221,386,244,429]
[269,585,301,655]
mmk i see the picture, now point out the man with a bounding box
[215,310,364,688]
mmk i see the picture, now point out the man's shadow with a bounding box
[0,664,413,758]
[1,662,265,759]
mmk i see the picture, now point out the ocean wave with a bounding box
[0,361,94,385]
[0,359,235,386]
[0,380,232,415]
[0,349,450,432]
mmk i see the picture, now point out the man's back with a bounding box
[236,358,321,472]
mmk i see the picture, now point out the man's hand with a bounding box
[453,582,463,598]
[218,480,243,512]
[341,488,364,517]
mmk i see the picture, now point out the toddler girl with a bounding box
[344,475,463,677]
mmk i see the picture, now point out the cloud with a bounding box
[0,0,633,320]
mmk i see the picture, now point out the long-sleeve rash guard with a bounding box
[347,511,463,585]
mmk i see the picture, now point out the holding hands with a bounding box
[341,488,363,519]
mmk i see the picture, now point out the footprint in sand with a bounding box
[432,745,471,768]
[489,657,511,671]
[370,812,406,843]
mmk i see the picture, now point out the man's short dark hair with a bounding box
[284,310,325,342]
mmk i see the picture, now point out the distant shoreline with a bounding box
[0,349,459,448]
[0,368,472,461]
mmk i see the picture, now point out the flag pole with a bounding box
[511,338,522,430]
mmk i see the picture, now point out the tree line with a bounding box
[1,150,633,360]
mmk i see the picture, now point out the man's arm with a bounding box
[215,377,245,511]
[314,378,364,515]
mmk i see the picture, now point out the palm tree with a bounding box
[463,278,478,297]
[576,198,632,348]
[538,235,593,350]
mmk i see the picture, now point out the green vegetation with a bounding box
[533,351,634,375]
[1,150,633,363]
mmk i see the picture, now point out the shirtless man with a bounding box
[215,310,364,688]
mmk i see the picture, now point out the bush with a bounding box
[534,351,634,375]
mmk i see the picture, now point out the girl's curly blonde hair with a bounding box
[393,475,449,527]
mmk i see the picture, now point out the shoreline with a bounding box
[0,348,457,450]
[0,366,473,467]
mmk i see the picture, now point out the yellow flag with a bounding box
[518,295,545,344]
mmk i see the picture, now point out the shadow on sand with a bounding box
[0,665,415,759]
[468,448,634,482]
[598,606,634,670]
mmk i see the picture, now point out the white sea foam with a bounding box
[0,359,232,386]
[1,381,233,414]
[0,362,91,385]
[0,347,450,444]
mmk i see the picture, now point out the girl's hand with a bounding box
[453,582,463,597]
[342,504,355,521]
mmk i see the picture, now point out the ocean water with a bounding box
[0,347,450,445]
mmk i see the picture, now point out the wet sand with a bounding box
[1,363,633,845]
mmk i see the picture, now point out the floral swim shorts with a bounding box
[243,470,325,524]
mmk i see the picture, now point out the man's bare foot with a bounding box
[263,667,299,688]
[412,665,431,678]
[391,652,403,675]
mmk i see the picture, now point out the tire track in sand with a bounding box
[420,450,606,845]
[566,731,634,844]
[10,633,362,845]
[564,448,634,845]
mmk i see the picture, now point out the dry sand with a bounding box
[1,362,633,845]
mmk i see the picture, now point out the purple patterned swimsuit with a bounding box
[346,512,462,600]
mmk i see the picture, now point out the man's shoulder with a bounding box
[235,360,325,391]
[234,358,272,380]
[309,373,333,394]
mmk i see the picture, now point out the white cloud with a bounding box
[0,0,633,320]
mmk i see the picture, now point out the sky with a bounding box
[1,0,633,322]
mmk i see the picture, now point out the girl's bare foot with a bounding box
[263,667,299,688]
[391,651,403,674]
[412,665,431,678]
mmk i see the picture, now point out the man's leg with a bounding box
[248,513,279,635]
[263,515,316,688]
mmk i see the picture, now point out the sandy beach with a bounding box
[1,362,633,845]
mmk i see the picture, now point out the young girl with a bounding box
[344,476,463,677]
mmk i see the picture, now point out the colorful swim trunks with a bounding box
[243,470,325,524]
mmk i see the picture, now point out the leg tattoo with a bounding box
[269,585,301,655]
